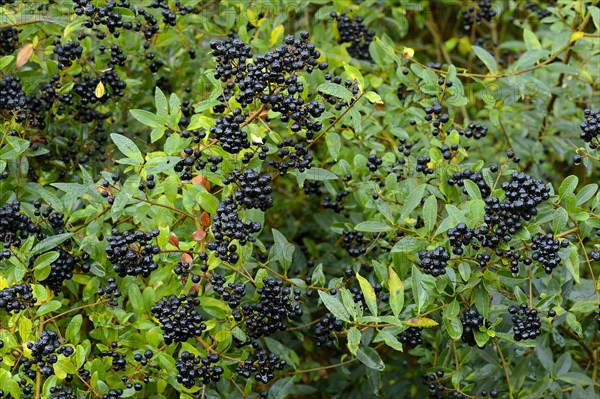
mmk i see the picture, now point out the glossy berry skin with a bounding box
[509,304,542,341]
[150,294,207,344]
[105,228,160,277]
[330,12,375,61]
[398,327,423,348]
[418,246,450,276]
[176,351,223,388]
[314,313,344,348]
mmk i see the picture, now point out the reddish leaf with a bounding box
[191,175,210,191]
[192,229,206,242]
[169,232,180,248]
[16,43,33,69]
[181,253,193,264]
[200,211,210,227]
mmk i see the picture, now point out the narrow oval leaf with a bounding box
[356,346,385,371]
[388,267,404,317]
[356,273,378,316]
[318,290,351,322]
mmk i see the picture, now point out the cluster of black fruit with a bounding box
[458,122,488,140]
[0,201,42,258]
[236,349,287,384]
[208,195,261,263]
[211,274,246,309]
[399,327,423,349]
[460,307,487,347]
[175,351,223,388]
[321,74,361,111]
[322,190,349,216]
[0,283,37,314]
[0,27,19,56]
[424,100,450,137]
[579,108,599,145]
[151,293,207,344]
[105,228,160,277]
[447,223,475,255]
[21,330,74,379]
[509,304,541,341]
[418,246,450,276]
[53,41,84,69]
[341,229,367,257]
[173,145,220,180]
[268,138,315,175]
[314,313,344,348]
[330,11,374,61]
[531,233,567,274]
[0,75,46,128]
[96,277,122,306]
[99,343,127,371]
[223,168,273,211]
[49,385,75,399]
[28,248,80,293]
[461,0,497,32]
[241,278,302,338]
[210,31,326,153]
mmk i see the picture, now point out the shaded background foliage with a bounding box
[0,0,599,398]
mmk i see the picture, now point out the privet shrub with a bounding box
[0,1,599,398]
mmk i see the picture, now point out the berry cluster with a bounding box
[399,327,423,349]
[460,307,485,347]
[322,190,349,215]
[424,101,450,137]
[303,179,323,196]
[96,277,122,306]
[0,283,37,314]
[73,71,126,105]
[500,172,550,219]
[0,27,19,56]
[99,346,127,371]
[341,229,367,257]
[22,330,73,378]
[209,109,250,154]
[53,41,84,69]
[314,313,344,348]
[461,0,497,32]
[49,385,75,399]
[208,195,261,263]
[268,138,314,175]
[223,168,273,211]
[0,201,41,257]
[241,278,302,338]
[173,145,219,180]
[416,155,434,175]
[28,248,79,293]
[321,74,360,111]
[211,274,247,309]
[330,12,375,61]
[458,122,488,140]
[531,233,566,274]
[418,246,450,276]
[509,304,541,341]
[236,350,286,384]
[448,169,491,197]
[105,228,160,277]
[447,223,475,255]
[579,108,598,145]
[175,351,223,388]
[151,293,207,344]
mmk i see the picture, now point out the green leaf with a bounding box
[317,83,354,103]
[388,267,404,317]
[129,109,163,128]
[356,346,385,371]
[558,175,578,202]
[36,300,62,316]
[401,184,427,221]
[31,233,73,255]
[269,377,295,399]
[318,290,350,322]
[576,183,598,205]
[342,62,364,91]
[33,251,59,281]
[325,132,341,161]
[65,314,82,342]
[128,284,144,315]
[0,56,14,70]
[463,179,482,200]
[590,6,600,31]
[423,195,437,234]
[155,87,168,118]
[523,29,542,51]
[296,168,338,187]
[471,46,498,74]
[364,91,383,104]
[552,207,568,233]
[411,265,427,314]
[354,221,393,233]
[269,229,295,272]
[111,133,144,165]
[356,273,378,316]
[347,327,361,355]
[443,317,463,340]
[566,313,582,337]
[557,372,594,386]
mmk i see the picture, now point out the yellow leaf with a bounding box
[16,43,33,69]
[401,47,414,59]
[458,37,472,56]
[95,81,105,98]
[0,277,7,290]
[404,317,439,327]
[271,24,284,46]
[570,31,585,42]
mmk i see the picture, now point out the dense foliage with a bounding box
[0,1,599,398]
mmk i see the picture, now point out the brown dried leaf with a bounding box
[16,43,33,69]
[181,253,193,264]
[192,229,206,242]
[191,175,210,191]
[200,211,210,227]
[169,232,180,248]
